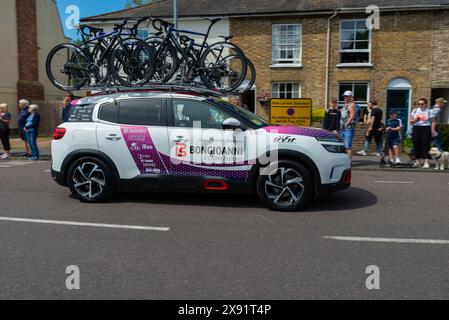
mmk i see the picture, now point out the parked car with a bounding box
[51,88,351,211]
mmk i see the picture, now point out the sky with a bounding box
[56,0,128,39]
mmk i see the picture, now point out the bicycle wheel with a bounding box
[199,42,247,93]
[146,37,179,83]
[79,41,109,84]
[46,43,89,91]
[110,38,156,87]
[237,58,256,94]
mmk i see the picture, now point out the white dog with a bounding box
[429,147,449,171]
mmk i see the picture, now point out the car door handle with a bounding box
[106,135,122,141]
[173,136,189,143]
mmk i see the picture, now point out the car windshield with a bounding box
[210,98,271,128]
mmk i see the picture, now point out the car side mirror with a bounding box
[222,118,242,130]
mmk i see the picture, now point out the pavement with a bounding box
[0,160,448,299]
[7,137,51,160]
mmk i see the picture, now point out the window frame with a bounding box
[271,82,302,99]
[337,81,370,108]
[339,19,372,65]
[271,23,303,66]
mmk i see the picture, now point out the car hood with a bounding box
[263,126,338,139]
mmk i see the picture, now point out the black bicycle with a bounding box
[46,19,156,91]
[147,17,248,93]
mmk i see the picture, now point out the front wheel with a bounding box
[257,161,314,212]
[67,157,115,203]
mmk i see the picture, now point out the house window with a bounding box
[272,82,301,99]
[272,24,302,65]
[338,82,370,107]
[340,20,371,64]
[137,29,149,40]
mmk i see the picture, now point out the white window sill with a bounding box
[270,64,303,69]
[337,63,373,68]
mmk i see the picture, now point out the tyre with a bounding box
[199,42,247,93]
[257,161,314,212]
[46,43,89,91]
[110,37,156,87]
[238,57,256,94]
[67,157,115,203]
[146,37,179,83]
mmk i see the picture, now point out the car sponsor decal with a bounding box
[121,127,169,175]
[264,126,337,139]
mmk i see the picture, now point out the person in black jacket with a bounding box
[322,99,341,133]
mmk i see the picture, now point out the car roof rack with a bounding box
[88,82,223,98]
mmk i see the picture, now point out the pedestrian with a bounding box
[62,92,74,123]
[431,97,447,151]
[18,99,31,157]
[357,100,383,156]
[322,99,340,133]
[410,98,436,169]
[24,104,41,161]
[386,111,403,165]
[340,91,357,160]
[0,103,12,160]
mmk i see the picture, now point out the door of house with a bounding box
[387,89,410,133]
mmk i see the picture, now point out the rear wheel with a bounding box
[257,161,313,212]
[67,157,115,203]
[46,43,89,91]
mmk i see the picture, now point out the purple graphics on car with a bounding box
[121,127,248,181]
[121,127,169,175]
[264,126,337,139]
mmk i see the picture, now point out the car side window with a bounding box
[118,100,164,126]
[98,103,118,123]
[172,100,234,129]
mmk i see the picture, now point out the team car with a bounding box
[51,88,351,211]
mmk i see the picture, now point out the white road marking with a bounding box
[0,165,12,168]
[44,170,51,173]
[373,181,414,184]
[0,216,170,232]
[323,236,449,245]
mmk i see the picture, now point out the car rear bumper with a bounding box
[51,168,66,187]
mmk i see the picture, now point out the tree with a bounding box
[125,0,152,8]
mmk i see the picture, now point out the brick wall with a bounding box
[230,11,435,123]
[432,10,449,89]
[15,0,44,102]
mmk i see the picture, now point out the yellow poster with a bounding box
[270,98,313,127]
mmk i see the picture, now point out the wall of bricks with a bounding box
[432,10,449,89]
[15,0,45,101]
[230,11,441,120]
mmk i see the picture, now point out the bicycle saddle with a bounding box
[220,36,234,42]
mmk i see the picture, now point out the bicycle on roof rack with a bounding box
[46,17,156,91]
[46,16,255,95]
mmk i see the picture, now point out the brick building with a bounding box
[82,0,449,128]
[0,0,69,129]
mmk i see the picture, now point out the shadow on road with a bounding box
[307,187,378,212]
[109,187,377,212]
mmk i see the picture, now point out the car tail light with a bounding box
[343,170,352,185]
[53,127,66,140]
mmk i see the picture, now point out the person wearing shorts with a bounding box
[386,111,403,164]
[340,91,357,159]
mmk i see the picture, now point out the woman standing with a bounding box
[0,103,12,160]
[24,104,41,161]
[410,98,436,169]
[340,91,357,160]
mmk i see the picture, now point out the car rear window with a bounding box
[99,100,165,126]
[68,104,95,122]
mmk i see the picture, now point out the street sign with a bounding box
[270,98,313,127]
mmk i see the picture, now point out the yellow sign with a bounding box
[270,98,313,127]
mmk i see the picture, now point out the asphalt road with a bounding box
[0,160,448,300]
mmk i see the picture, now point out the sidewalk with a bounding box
[352,155,449,173]
[6,137,52,160]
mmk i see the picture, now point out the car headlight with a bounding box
[321,144,347,153]
[316,136,344,143]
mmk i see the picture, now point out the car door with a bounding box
[96,98,170,183]
[167,98,250,191]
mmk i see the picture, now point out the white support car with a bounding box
[51,89,351,211]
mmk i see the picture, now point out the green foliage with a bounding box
[438,124,449,151]
[125,0,152,8]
